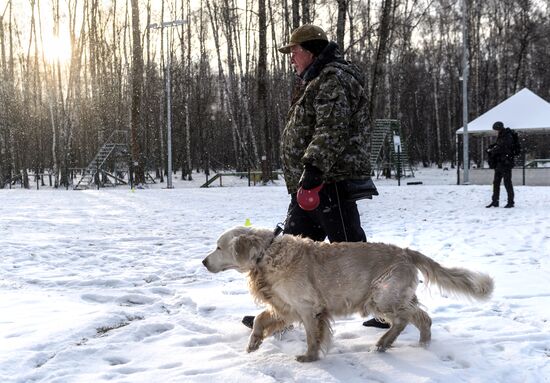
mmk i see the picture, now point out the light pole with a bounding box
[147,19,185,189]
[461,0,469,184]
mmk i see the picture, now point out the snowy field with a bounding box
[1,168,549,383]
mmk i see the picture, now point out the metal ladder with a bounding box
[370,119,414,178]
[74,130,129,190]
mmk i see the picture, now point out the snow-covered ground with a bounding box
[1,168,549,383]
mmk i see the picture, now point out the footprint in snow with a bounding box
[439,353,471,369]
[150,287,174,296]
[113,366,147,375]
[104,356,130,366]
[159,362,183,369]
[181,334,224,347]
[198,305,216,315]
[81,294,115,303]
[132,323,174,342]
[337,331,361,340]
[116,294,156,306]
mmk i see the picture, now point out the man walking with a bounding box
[243,24,387,330]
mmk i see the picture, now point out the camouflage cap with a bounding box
[278,24,328,54]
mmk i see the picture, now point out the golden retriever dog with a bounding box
[202,226,494,362]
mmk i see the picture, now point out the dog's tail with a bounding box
[406,249,494,301]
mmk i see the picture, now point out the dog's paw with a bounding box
[295,353,319,363]
[374,343,388,352]
[246,335,263,353]
[419,340,431,349]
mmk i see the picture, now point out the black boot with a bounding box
[486,201,499,208]
[504,202,514,208]
[362,318,390,329]
[242,315,255,329]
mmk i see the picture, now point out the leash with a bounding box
[255,223,284,265]
[272,201,298,238]
[334,183,349,242]
[273,222,284,237]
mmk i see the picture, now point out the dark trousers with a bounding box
[284,182,367,243]
[492,167,514,204]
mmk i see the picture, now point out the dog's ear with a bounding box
[233,234,263,264]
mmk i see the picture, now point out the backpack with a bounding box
[507,128,521,156]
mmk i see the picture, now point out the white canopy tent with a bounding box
[456,88,550,136]
[455,88,550,185]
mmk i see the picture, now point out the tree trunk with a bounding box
[130,0,144,185]
[258,0,272,183]
[301,0,311,24]
[292,0,300,29]
[369,0,393,122]
[336,0,347,50]
[433,70,442,168]
[183,0,192,180]
[158,1,166,182]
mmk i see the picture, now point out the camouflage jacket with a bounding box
[281,42,371,194]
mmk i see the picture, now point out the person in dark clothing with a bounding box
[486,121,515,208]
[242,24,388,330]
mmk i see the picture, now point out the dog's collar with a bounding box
[256,224,284,264]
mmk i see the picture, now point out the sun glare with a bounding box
[42,34,73,63]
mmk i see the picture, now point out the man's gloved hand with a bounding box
[299,164,323,190]
[297,164,324,211]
